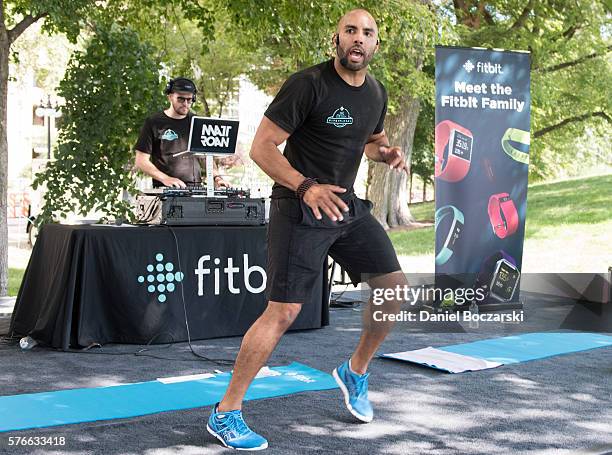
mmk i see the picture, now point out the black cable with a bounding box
[57,331,224,362]
[160,224,235,366]
[0,335,20,346]
[330,283,352,305]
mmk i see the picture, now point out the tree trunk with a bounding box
[0,28,9,296]
[368,97,420,229]
[409,172,413,203]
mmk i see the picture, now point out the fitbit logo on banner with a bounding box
[137,253,185,303]
[195,254,266,296]
[463,60,475,73]
[463,59,503,74]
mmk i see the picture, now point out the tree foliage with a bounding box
[32,23,164,223]
[437,0,612,180]
[142,7,257,118]
[0,0,97,295]
[224,0,440,112]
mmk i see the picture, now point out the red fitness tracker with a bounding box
[487,193,519,239]
[435,120,473,182]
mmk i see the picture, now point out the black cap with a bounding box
[169,77,197,94]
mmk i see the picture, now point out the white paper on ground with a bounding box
[254,366,282,379]
[157,373,216,384]
[382,347,503,373]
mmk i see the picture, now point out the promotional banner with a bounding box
[434,46,531,305]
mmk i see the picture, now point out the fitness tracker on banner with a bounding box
[435,205,464,265]
[501,127,530,164]
[488,193,519,239]
[475,251,520,302]
[435,120,473,182]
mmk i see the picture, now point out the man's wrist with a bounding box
[296,177,318,199]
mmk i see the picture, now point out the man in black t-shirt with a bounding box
[207,10,408,451]
[134,77,227,188]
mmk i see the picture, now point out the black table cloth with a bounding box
[10,224,328,350]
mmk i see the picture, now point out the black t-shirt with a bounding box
[264,59,387,199]
[134,111,201,187]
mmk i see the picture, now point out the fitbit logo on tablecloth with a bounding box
[195,254,266,296]
[137,253,185,303]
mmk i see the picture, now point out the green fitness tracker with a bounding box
[502,127,530,164]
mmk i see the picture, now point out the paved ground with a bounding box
[1,296,611,455]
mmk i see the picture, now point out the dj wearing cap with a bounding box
[134,77,228,189]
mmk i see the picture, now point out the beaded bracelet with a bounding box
[296,177,317,199]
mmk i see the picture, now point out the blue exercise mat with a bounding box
[439,332,612,364]
[381,332,612,373]
[0,362,338,433]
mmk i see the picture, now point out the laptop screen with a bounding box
[187,116,240,156]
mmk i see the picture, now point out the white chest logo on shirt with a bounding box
[161,129,179,141]
[326,106,353,128]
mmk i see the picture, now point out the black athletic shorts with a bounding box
[265,196,402,304]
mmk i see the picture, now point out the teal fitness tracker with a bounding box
[502,127,530,164]
[435,205,464,265]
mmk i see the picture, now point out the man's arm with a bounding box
[134,150,186,188]
[249,117,304,191]
[364,130,408,172]
[250,117,349,221]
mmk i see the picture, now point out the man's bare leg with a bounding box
[350,270,406,374]
[217,301,302,412]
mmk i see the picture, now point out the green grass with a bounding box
[389,226,435,256]
[406,200,435,222]
[524,174,612,237]
[8,268,24,296]
[390,173,612,271]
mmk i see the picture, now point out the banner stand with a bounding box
[433,46,531,313]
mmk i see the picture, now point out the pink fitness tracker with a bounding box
[487,192,519,239]
[435,120,473,182]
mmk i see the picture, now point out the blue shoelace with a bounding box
[217,411,250,440]
[348,371,369,398]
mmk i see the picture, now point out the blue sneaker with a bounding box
[332,360,373,423]
[207,403,268,450]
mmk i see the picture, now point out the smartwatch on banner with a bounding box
[488,193,519,239]
[435,120,473,182]
[475,251,521,302]
[502,127,530,164]
[435,205,465,265]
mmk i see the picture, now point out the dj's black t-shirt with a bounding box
[134,111,201,187]
[264,59,387,199]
